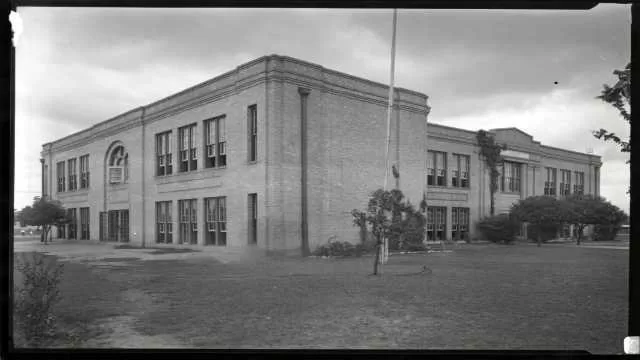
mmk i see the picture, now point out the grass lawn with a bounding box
[15,243,628,353]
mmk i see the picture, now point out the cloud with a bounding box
[13,6,631,214]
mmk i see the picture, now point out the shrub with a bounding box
[313,240,363,257]
[527,223,561,243]
[477,214,519,244]
[593,224,621,241]
[13,252,65,347]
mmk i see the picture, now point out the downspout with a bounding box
[140,107,147,248]
[299,88,310,256]
[40,158,45,243]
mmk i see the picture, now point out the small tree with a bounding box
[510,196,563,247]
[18,199,69,245]
[476,130,506,216]
[352,188,426,275]
[351,209,368,245]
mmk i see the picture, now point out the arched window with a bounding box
[108,145,129,184]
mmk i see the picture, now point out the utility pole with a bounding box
[381,8,398,267]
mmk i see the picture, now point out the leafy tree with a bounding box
[352,188,426,275]
[476,130,506,215]
[560,194,628,244]
[591,199,628,241]
[594,63,630,192]
[17,198,69,245]
[561,194,604,245]
[510,196,563,247]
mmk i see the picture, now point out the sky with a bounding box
[14,5,631,214]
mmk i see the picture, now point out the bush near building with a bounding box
[477,214,519,244]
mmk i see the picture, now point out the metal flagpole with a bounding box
[381,8,398,266]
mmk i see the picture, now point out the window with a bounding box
[204,116,226,169]
[179,199,198,244]
[108,146,128,184]
[179,124,198,172]
[67,158,77,191]
[58,221,66,239]
[595,167,600,197]
[573,171,585,195]
[205,197,227,246]
[79,155,90,189]
[560,170,572,196]
[99,212,107,241]
[451,154,470,188]
[43,164,48,197]
[56,161,65,192]
[452,207,470,241]
[156,201,173,244]
[248,105,257,162]
[67,208,77,240]
[80,207,90,240]
[427,151,447,186]
[248,193,257,245]
[501,161,521,193]
[544,167,557,196]
[105,210,129,242]
[156,132,173,176]
[426,207,447,241]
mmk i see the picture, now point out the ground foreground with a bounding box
[13,239,629,353]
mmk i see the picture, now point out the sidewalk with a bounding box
[12,238,266,264]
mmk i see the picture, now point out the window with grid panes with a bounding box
[573,171,584,195]
[57,161,65,192]
[156,131,173,176]
[179,199,197,244]
[426,207,447,241]
[156,201,173,243]
[501,161,521,193]
[451,207,469,241]
[205,116,226,168]
[67,208,77,239]
[451,154,470,188]
[205,197,227,246]
[179,125,197,172]
[80,207,90,240]
[79,155,90,188]
[67,158,77,191]
[560,170,572,196]
[427,151,447,186]
[544,167,557,196]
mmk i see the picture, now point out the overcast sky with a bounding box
[14,5,630,214]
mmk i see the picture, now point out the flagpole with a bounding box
[382,8,398,266]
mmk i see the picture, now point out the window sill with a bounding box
[57,189,90,196]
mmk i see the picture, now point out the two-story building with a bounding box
[40,54,601,253]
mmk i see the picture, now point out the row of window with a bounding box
[57,155,90,193]
[155,105,258,177]
[427,152,470,188]
[57,207,90,240]
[155,193,258,246]
[544,168,585,196]
[425,207,470,241]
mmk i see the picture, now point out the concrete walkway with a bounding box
[13,238,267,264]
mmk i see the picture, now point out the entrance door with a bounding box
[104,209,129,242]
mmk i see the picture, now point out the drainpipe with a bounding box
[299,87,310,256]
[40,158,45,242]
[140,107,147,248]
